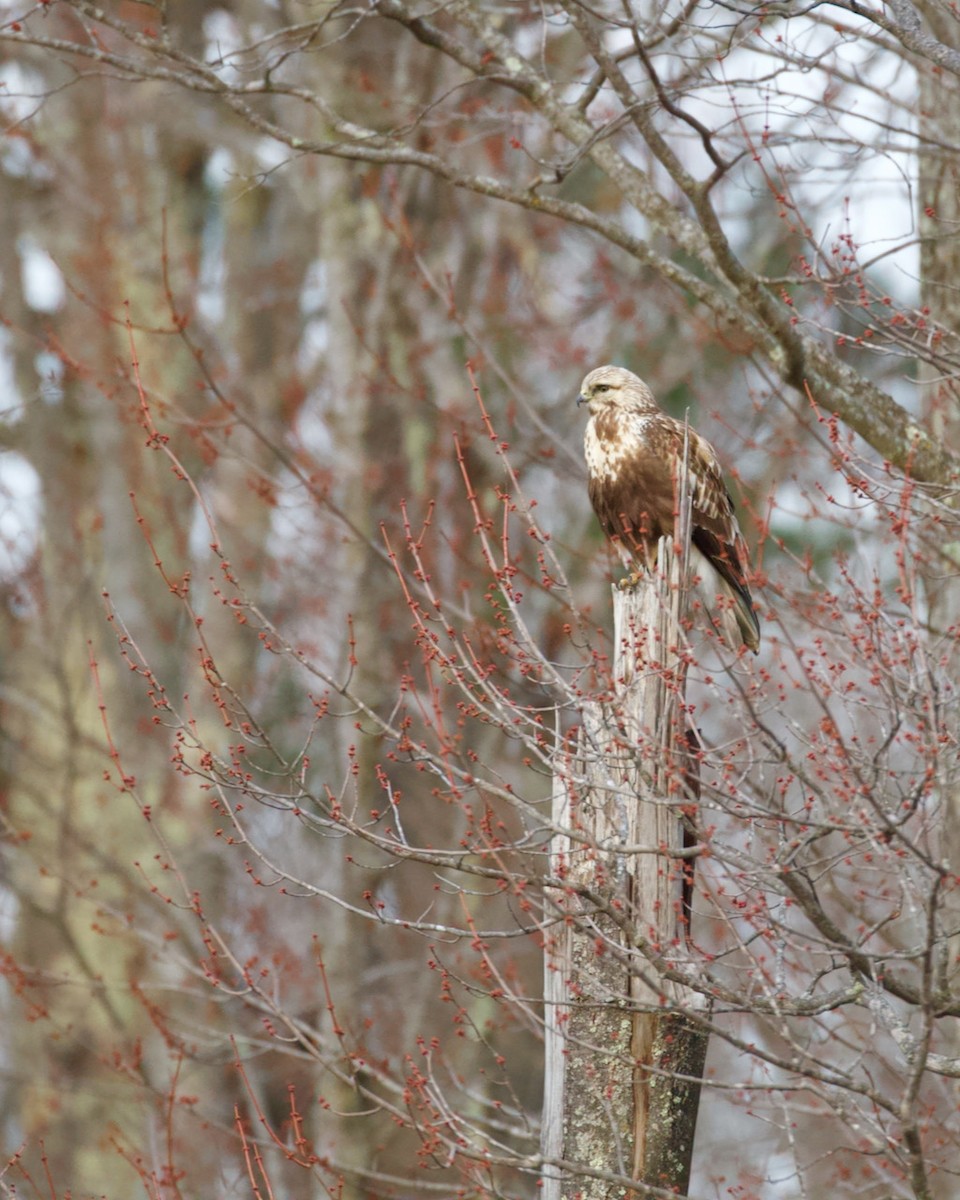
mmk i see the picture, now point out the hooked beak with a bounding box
[576,393,587,408]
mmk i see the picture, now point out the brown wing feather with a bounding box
[681,429,760,650]
[587,408,760,651]
[685,431,752,587]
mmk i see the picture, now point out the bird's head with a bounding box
[576,365,658,416]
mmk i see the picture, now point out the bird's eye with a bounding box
[594,384,611,393]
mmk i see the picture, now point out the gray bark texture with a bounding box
[544,518,710,1198]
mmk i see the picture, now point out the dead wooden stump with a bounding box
[543,529,711,1199]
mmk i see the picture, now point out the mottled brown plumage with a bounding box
[577,364,760,653]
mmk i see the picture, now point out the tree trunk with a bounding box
[916,0,960,1085]
[544,513,710,1197]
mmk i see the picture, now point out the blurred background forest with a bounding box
[0,2,959,1197]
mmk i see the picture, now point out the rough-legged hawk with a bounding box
[577,364,760,653]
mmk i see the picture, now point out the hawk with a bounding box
[577,364,760,653]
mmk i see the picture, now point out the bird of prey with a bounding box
[577,364,760,653]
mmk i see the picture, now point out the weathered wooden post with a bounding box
[543,486,711,1197]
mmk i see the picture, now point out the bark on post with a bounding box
[544,497,710,1197]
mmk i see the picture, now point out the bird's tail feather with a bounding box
[723,577,761,654]
[692,549,760,653]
